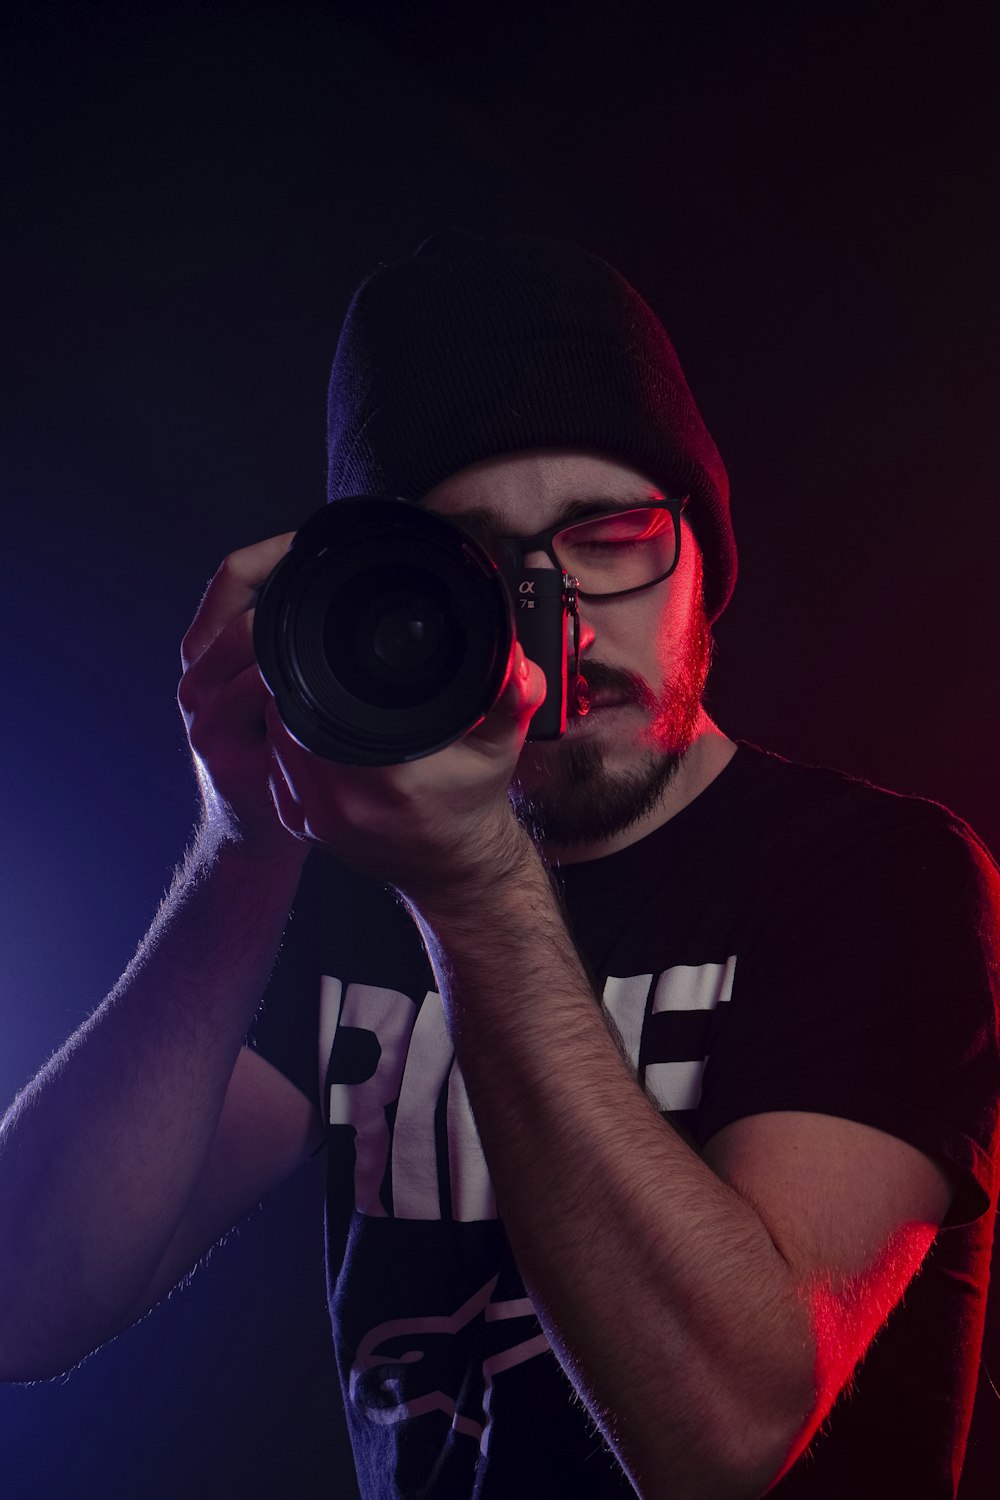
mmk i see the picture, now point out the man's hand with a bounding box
[266,639,547,898]
[180,527,547,892]
[178,534,306,864]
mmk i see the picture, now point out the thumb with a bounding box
[464,642,547,753]
[519,642,549,716]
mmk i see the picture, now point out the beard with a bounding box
[509,597,713,851]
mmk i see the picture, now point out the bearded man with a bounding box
[1,233,997,1500]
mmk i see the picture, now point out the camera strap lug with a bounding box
[564,575,590,717]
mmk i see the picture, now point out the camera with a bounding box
[253,497,582,766]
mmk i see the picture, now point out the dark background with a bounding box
[1,1,998,1494]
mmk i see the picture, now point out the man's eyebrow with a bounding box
[452,494,664,533]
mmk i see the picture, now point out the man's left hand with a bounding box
[264,642,546,897]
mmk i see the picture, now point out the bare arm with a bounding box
[409,844,954,1497]
[0,535,322,1380]
[0,827,321,1381]
[115,1043,323,1328]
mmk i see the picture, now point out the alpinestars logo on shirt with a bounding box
[350,1276,548,1454]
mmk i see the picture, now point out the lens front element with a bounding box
[322,564,465,711]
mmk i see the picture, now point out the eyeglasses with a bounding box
[496,498,688,599]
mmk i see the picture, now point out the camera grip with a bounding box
[515,569,569,740]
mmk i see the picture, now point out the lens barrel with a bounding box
[253,498,516,766]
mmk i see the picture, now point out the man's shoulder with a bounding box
[733,741,999,898]
[736,740,985,838]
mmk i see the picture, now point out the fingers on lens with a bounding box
[183,535,293,666]
[185,664,269,758]
[181,610,257,694]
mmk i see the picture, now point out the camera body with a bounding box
[253,497,576,766]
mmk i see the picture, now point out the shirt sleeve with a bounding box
[695,795,1000,1225]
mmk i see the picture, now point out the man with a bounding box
[0,232,997,1497]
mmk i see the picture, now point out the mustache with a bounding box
[574,659,657,712]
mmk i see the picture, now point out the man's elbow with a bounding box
[0,1337,89,1385]
[625,1360,820,1499]
[0,1297,139,1385]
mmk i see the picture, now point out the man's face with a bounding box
[423,448,712,860]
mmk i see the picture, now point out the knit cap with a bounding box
[326,230,736,620]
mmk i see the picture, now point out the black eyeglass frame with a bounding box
[496,496,689,600]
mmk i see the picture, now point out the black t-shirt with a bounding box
[252,745,1000,1498]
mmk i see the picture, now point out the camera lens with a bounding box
[321,565,464,710]
[371,600,443,674]
[254,498,514,765]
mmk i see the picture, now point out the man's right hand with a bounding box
[178,533,305,864]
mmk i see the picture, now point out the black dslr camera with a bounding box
[253,497,584,766]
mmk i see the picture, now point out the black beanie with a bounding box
[326,230,736,621]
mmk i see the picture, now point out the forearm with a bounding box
[0,827,306,1378]
[408,838,814,1498]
